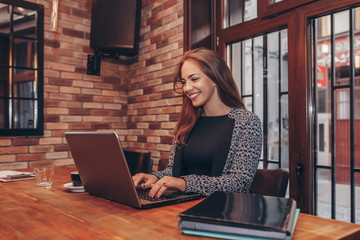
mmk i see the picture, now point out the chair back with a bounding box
[124,150,152,175]
[249,168,289,197]
[157,158,168,171]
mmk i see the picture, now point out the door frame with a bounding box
[216,0,360,213]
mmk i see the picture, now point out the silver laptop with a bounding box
[65,132,201,209]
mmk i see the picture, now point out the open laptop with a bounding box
[65,132,201,209]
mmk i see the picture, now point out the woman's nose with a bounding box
[183,81,193,93]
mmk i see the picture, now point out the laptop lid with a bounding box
[65,132,200,209]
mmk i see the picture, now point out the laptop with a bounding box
[65,132,201,209]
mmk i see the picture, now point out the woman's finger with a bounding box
[142,175,157,189]
[155,184,168,198]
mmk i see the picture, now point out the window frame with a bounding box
[0,0,44,136]
[258,0,317,18]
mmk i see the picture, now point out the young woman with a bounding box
[132,48,262,198]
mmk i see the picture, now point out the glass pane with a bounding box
[244,0,257,22]
[0,37,10,67]
[13,7,37,39]
[13,38,36,68]
[334,88,350,224]
[356,7,360,31]
[334,11,349,35]
[13,69,36,98]
[13,99,36,129]
[227,28,288,168]
[356,83,360,172]
[268,162,280,169]
[0,98,9,128]
[313,8,360,223]
[227,0,243,27]
[0,4,10,69]
[258,161,264,169]
[317,168,331,219]
[224,0,257,28]
[281,95,289,169]
[356,172,360,224]
[243,96,252,111]
[280,29,288,92]
[253,36,263,119]
[317,113,331,166]
[335,41,350,87]
[0,67,9,97]
[0,1,43,136]
[267,32,280,161]
[190,0,211,49]
[335,182,351,222]
[243,39,252,95]
[0,3,10,34]
[336,90,349,119]
[231,42,241,92]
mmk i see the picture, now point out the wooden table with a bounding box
[1,166,360,240]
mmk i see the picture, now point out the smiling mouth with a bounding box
[188,92,200,100]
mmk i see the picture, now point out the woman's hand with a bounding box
[132,173,158,189]
[148,176,186,198]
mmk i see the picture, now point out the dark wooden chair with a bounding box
[249,168,290,197]
[123,150,152,175]
[157,158,168,171]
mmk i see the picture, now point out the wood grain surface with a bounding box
[1,166,359,240]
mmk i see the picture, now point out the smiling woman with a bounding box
[0,0,44,136]
[133,48,263,199]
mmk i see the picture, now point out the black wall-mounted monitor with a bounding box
[90,0,142,57]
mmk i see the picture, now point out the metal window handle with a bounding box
[296,163,304,186]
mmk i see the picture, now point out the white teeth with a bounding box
[189,92,200,99]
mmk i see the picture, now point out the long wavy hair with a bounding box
[173,48,245,146]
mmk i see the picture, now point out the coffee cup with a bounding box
[71,171,83,187]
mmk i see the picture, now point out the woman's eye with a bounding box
[191,78,199,81]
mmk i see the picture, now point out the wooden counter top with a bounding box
[1,166,359,239]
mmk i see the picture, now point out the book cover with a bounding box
[179,191,297,239]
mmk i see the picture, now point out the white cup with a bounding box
[34,166,54,188]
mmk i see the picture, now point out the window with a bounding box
[227,29,289,170]
[311,6,360,223]
[0,0,43,136]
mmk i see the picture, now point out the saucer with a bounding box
[63,182,85,193]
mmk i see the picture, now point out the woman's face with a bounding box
[181,60,219,109]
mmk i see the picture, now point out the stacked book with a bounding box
[179,191,298,240]
[0,170,35,182]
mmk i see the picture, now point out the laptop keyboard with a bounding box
[136,189,178,202]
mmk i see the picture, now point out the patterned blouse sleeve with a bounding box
[150,142,176,179]
[181,113,262,196]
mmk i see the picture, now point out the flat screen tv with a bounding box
[90,0,141,56]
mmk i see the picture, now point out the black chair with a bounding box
[124,150,152,175]
[249,168,290,198]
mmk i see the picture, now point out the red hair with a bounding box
[173,48,245,146]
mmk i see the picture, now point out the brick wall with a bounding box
[123,0,183,166]
[0,0,183,170]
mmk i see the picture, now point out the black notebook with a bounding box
[179,191,297,240]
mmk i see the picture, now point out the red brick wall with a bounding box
[124,0,183,166]
[0,0,183,170]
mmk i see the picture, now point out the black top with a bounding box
[182,115,232,175]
